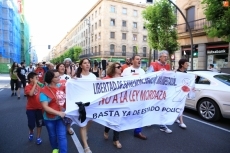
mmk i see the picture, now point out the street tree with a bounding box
[50,46,82,64]
[142,0,179,62]
[202,0,230,42]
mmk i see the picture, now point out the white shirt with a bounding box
[60,74,71,80]
[121,66,145,77]
[81,73,97,79]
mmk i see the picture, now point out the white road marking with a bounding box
[70,115,230,153]
[70,128,84,153]
[184,115,230,133]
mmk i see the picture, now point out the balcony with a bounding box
[79,51,149,59]
[176,18,211,38]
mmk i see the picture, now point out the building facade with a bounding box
[0,0,30,73]
[175,0,230,70]
[54,0,149,66]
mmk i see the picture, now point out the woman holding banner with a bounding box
[76,58,96,153]
[175,59,189,129]
[40,70,67,153]
[56,63,74,135]
[103,62,122,148]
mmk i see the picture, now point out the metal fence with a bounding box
[176,18,211,34]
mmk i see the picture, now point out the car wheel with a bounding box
[197,98,221,121]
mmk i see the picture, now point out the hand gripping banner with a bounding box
[65,71,195,131]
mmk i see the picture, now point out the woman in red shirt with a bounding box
[103,62,122,148]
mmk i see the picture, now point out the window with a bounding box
[133,34,137,41]
[195,76,210,85]
[133,22,137,28]
[95,34,97,41]
[99,20,101,26]
[110,5,115,13]
[122,20,127,27]
[122,8,127,14]
[92,25,94,31]
[92,35,93,42]
[186,6,195,29]
[133,46,137,54]
[133,10,138,17]
[95,23,97,29]
[98,32,101,39]
[92,14,94,20]
[143,26,146,30]
[95,11,97,17]
[92,47,93,53]
[143,36,147,41]
[122,45,126,56]
[110,32,115,38]
[143,47,147,57]
[122,33,126,40]
[95,46,97,53]
[99,45,101,53]
[110,44,115,55]
[99,7,101,14]
[214,75,230,86]
[110,19,115,26]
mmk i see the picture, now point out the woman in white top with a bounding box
[75,58,96,153]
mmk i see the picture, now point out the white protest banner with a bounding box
[65,71,195,131]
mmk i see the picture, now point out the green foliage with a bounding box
[50,46,82,64]
[142,0,179,55]
[202,0,230,41]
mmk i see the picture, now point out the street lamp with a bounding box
[167,0,194,70]
[85,18,91,57]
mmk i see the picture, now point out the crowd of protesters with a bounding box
[9,50,193,153]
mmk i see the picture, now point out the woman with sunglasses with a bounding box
[76,58,96,153]
[103,62,122,148]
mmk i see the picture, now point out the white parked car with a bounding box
[186,71,230,121]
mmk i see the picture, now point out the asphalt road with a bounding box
[0,75,229,153]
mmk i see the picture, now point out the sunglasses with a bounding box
[115,65,121,69]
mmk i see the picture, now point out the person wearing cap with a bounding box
[63,58,75,77]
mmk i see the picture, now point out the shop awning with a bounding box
[206,45,229,49]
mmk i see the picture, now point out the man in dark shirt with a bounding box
[17,62,27,99]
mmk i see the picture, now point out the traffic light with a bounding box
[192,45,196,51]
[193,52,198,57]
[48,45,51,49]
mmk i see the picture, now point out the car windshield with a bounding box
[213,75,230,86]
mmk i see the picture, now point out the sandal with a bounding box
[67,129,74,135]
[104,132,109,139]
[84,147,92,153]
[113,141,122,149]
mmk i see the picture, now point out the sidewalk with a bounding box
[0,74,10,81]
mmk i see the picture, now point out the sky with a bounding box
[23,0,150,61]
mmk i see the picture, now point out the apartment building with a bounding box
[175,0,230,70]
[54,0,149,66]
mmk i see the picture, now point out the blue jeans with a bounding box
[44,119,67,153]
[134,128,142,135]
